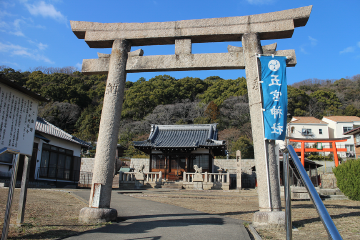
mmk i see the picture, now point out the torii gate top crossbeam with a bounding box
[71,6,312,48]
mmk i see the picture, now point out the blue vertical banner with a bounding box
[259,56,288,140]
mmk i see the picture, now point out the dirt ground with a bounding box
[0,188,103,240]
[1,188,359,240]
[129,189,360,240]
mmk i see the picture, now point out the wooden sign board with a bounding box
[0,83,38,156]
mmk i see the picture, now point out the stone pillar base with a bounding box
[193,182,203,190]
[79,207,117,224]
[252,211,285,229]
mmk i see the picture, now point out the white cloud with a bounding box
[0,21,9,28]
[300,46,308,54]
[358,42,360,48]
[0,2,15,9]
[0,42,25,52]
[246,0,276,5]
[75,62,82,70]
[0,60,19,67]
[37,42,48,50]
[13,19,23,29]
[0,10,16,18]
[0,42,54,63]
[308,36,317,46]
[340,46,355,54]
[28,40,48,50]
[25,1,66,23]
[9,30,25,37]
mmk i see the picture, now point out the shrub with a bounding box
[333,159,360,201]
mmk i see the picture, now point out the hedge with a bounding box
[333,159,360,201]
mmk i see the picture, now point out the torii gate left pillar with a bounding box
[78,39,131,223]
[71,5,312,226]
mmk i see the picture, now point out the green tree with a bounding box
[230,136,254,159]
[287,86,310,117]
[344,105,358,116]
[73,104,102,141]
[333,159,360,201]
[309,90,341,108]
[309,89,342,118]
[198,77,247,105]
[193,116,211,124]
[0,67,29,86]
[122,75,208,120]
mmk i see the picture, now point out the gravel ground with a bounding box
[0,188,103,240]
[1,187,359,240]
[129,189,360,240]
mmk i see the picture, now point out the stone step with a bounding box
[162,182,183,189]
[320,194,348,201]
[317,188,343,196]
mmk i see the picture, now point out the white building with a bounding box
[0,117,91,184]
[322,116,360,158]
[34,117,91,183]
[289,116,329,139]
[282,116,329,149]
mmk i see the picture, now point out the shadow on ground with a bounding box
[9,230,79,239]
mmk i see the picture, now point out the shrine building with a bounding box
[133,124,226,181]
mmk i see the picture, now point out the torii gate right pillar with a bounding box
[243,33,283,228]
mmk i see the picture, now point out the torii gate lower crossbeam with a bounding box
[288,137,349,167]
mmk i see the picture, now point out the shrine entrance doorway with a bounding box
[169,155,186,181]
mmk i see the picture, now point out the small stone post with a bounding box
[17,156,31,225]
[236,150,242,190]
[79,39,131,223]
[242,33,284,228]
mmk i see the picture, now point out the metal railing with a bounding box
[284,145,342,240]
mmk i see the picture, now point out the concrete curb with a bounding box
[248,224,262,240]
[70,191,89,204]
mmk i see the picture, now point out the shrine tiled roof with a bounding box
[133,124,225,149]
[35,117,91,147]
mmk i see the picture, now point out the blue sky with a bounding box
[0,0,359,85]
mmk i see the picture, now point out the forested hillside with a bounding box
[1,65,359,158]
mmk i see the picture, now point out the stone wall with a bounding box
[80,158,95,173]
[80,158,122,174]
[320,173,337,189]
[214,158,237,173]
[213,158,257,188]
[130,158,150,172]
[241,159,257,188]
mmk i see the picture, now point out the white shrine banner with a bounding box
[0,83,38,156]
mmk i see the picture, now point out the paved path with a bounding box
[66,189,252,240]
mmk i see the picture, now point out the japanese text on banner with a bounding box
[259,56,288,140]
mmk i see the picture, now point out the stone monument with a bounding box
[236,150,242,190]
[193,165,204,190]
[71,5,312,227]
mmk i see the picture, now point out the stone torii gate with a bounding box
[71,5,312,228]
